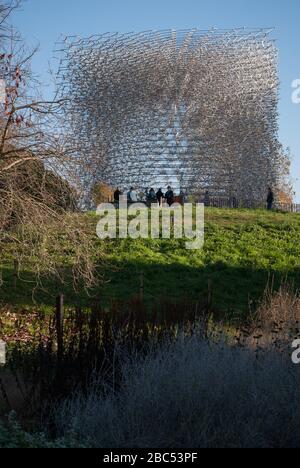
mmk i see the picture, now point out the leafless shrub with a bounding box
[1,287,300,447]
[0,1,100,290]
[10,212,98,291]
[240,282,300,350]
[256,282,300,327]
[48,286,300,448]
[52,332,300,448]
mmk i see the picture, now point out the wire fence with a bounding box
[199,197,300,213]
[104,196,299,213]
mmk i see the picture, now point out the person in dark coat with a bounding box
[114,187,121,204]
[165,186,174,207]
[267,187,274,210]
[156,188,164,206]
[147,188,157,205]
[204,190,210,207]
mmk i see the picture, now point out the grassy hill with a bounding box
[0,208,299,318]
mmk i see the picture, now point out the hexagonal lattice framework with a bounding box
[57,28,280,202]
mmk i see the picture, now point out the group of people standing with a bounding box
[113,186,175,207]
[145,187,174,207]
[113,186,276,210]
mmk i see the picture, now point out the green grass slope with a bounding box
[0,208,299,316]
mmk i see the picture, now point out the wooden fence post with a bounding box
[56,294,64,363]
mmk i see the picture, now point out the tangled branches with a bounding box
[0,1,100,294]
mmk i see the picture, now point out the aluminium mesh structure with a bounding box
[57,28,281,202]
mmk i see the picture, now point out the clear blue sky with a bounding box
[13,0,300,200]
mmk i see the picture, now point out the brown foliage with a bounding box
[0,2,97,290]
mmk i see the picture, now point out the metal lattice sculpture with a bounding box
[57,28,281,203]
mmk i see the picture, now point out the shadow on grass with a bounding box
[0,266,92,310]
[1,261,300,319]
[101,260,300,319]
